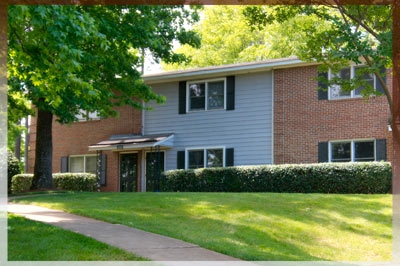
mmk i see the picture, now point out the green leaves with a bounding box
[244,5,392,104]
[163,6,335,71]
[8,5,200,124]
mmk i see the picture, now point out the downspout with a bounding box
[141,102,145,192]
[24,116,30,173]
[142,100,145,136]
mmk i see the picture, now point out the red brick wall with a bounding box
[274,65,393,164]
[28,105,142,192]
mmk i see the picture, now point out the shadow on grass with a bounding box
[7,214,147,261]
[10,192,392,261]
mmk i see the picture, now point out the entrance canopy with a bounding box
[88,133,174,151]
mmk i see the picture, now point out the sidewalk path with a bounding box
[7,203,244,262]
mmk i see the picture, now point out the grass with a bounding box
[10,192,392,261]
[7,213,148,261]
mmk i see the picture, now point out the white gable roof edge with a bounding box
[143,57,319,84]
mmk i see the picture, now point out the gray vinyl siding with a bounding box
[144,71,273,170]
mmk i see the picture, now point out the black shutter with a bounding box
[376,67,387,95]
[61,156,68,172]
[226,76,235,110]
[179,81,187,114]
[177,151,185,169]
[99,154,107,186]
[225,148,234,167]
[376,139,387,161]
[318,71,328,100]
[318,142,329,162]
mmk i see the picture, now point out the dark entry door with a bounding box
[120,153,138,192]
[146,152,165,192]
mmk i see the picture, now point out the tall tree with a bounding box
[245,4,399,195]
[8,5,200,189]
[244,5,392,110]
[162,5,331,70]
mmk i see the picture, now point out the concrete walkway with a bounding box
[7,203,251,263]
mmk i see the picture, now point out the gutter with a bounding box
[143,57,318,84]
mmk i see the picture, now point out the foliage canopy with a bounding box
[244,5,393,109]
[8,5,201,124]
[7,5,201,188]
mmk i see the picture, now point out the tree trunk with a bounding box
[32,108,53,189]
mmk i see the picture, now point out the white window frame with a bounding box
[69,154,97,173]
[76,109,101,122]
[186,78,227,112]
[185,147,226,169]
[328,139,376,162]
[328,65,376,100]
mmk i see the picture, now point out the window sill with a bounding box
[75,118,102,123]
[328,95,380,102]
[187,108,227,113]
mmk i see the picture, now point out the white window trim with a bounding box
[328,65,376,100]
[328,139,376,162]
[185,146,226,169]
[69,154,97,173]
[186,78,227,112]
[76,109,101,122]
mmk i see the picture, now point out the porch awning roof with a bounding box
[88,133,174,151]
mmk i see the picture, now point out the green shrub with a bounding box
[11,174,33,193]
[8,151,21,194]
[11,173,98,193]
[161,162,392,194]
[53,173,98,192]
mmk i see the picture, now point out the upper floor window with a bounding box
[329,65,375,100]
[76,110,101,122]
[187,78,226,112]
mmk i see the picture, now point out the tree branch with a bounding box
[336,5,382,41]
[362,54,393,115]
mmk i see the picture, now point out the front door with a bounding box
[120,153,138,192]
[146,151,165,192]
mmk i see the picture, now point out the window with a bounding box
[188,150,205,169]
[177,148,234,169]
[329,65,376,100]
[354,66,374,96]
[179,76,235,114]
[330,140,375,162]
[76,110,101,122]
[187,148,224,169]
[188,79,226,111]
[69,155,97,173]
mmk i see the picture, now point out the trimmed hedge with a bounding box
[53,173,98,192]
[11,173,98,193]
[11,174,33,193]
[161,162,392,194]
[8,151,22,194]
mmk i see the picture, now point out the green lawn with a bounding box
[10,192,392,261]
[8,213,147,261]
